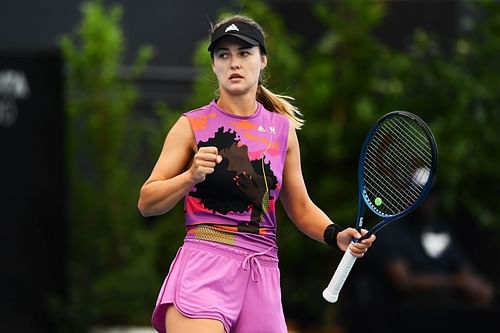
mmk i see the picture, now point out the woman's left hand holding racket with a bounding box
[336,228,376,257]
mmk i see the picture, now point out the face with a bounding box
[212,37,267,96]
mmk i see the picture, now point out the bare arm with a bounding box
[137,116,222,217]
[279,124,375,256]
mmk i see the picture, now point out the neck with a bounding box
[217,90,258,117]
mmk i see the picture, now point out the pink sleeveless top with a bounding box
[183,100,290,252]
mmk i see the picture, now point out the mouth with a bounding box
[229,73,244,80]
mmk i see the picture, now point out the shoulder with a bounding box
[183,101,215,118]
[285,118,299,154]
[259,105,291,133]
[167,115,193,142]
[275,112,292,128]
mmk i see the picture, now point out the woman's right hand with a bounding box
[190,146,223,183]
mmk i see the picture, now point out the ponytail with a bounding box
[257,84,304,130]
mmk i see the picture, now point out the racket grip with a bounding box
[322,248,358,303]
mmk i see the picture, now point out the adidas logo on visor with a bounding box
[225,24,239,32]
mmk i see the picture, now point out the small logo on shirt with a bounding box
[257,126,276,133]
[225,24,239,32]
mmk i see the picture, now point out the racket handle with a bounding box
[322,248,358,303]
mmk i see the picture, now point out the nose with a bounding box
[230,57,241,70]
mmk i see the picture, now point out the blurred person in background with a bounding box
[360,189,495,307]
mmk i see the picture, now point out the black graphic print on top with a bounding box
[189,127,278,233]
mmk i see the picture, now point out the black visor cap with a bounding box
[208,22,266,54]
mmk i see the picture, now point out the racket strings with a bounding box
[365,144,428,210]
[368,125,431,206]
[365,124,428,202]
[381,119,432,173]
[365,136,425,203]
[364,170,415,214]
[364,169,416,214]
[364,148,423,197]
[373,118,431,176]
[363,115,433,216]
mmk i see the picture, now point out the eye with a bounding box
[215,51,229,59]
[240,50,251,57]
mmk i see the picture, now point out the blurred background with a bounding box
[1,0,499,332]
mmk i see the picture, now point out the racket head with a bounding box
[356,111,438,230]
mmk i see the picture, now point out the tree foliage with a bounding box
[59,0,500,330]
[59,0,157,329]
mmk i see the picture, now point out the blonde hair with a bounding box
[256,85,303,129]
[210,15,304,130]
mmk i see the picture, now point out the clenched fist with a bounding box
[190,146,223,183]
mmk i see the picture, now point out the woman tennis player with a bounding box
[138,14,376,333]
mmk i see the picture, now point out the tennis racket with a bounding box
[322,111,438,303]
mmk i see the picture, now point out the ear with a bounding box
[260,55,268,70]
